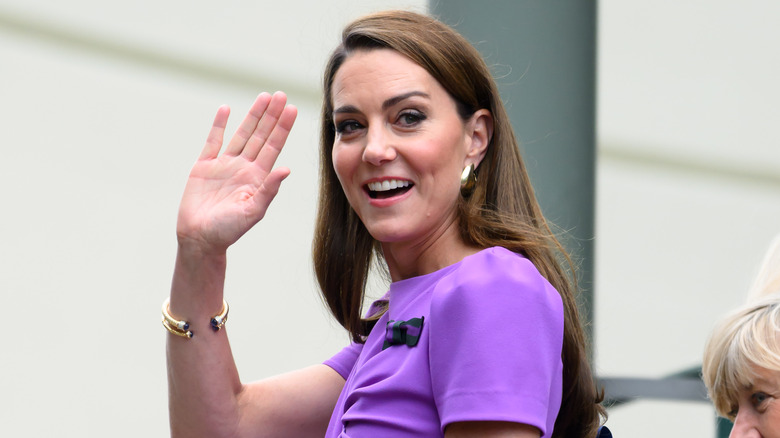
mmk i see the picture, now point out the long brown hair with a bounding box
[312,10,605,438]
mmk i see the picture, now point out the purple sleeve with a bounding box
[429,249,564,435]
[323,342,363,380]
[323,295,388,379]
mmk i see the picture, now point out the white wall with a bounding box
[596,0,780,435]
[0,1,425,436]
[1,1,778,436]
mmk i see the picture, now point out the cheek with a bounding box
[422,138,467,181]
[769,402,780,423]
[331,146,351,181]
[331,146,361,197]
[430,126,469,170]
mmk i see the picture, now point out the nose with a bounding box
[730,410,761,438]
[362,124,396,166]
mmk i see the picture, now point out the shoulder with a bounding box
[431,247,563,320]
[427,247,565,433]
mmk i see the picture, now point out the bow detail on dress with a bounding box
[382,316,425,350]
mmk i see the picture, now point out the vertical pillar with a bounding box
[430,0,598,347]
[716,418,732,438]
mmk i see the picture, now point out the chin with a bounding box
[364,225,412,245]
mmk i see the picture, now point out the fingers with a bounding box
[224,92,273,156]
[199,105,230,160]
[254,104,297,172]
[240,92,292,161]
[199,91,295,167]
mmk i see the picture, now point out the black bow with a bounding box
[382,316,424,350]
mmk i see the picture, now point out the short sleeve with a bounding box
[429,248,564,435]
[323,294,388,379]
[323,342,363,380]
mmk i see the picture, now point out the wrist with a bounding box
[176,239,228,262]
[171,243,227,307]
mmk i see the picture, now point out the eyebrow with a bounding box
[333,91,430,115]
[381,91,430,110]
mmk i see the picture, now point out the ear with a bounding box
[464,109,493,169]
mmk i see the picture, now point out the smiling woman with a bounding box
[165,9,607,438]
[329,49,487,265]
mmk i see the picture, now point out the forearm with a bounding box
[166,244,242,438]
[165,93,301,437]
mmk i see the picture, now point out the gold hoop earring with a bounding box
[460,164,477,197]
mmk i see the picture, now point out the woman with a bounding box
[166,10,605,438]
[702,236,780,437]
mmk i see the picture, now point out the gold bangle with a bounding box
[162,318,192,338]
[161,298,229,338]
[162,298,193,338]
[210,300,229,331]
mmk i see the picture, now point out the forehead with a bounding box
[331,49,444,107]
[732,363,780,401]
[750,364,780,387]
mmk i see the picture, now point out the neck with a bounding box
[381,222,482,282]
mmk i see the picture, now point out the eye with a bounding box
[396,110,426,127]
[335,120,364,136]
[751,392,771,410]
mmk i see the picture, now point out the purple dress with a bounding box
[323,247,564,437]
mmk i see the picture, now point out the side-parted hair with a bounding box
[703,234,780,419]
[312,10,605,438]
[702,294,780,419]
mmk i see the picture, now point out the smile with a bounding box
[365,179,414,199]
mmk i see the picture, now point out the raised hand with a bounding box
[176,91,298,254]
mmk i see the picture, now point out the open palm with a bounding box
[177,92,298,253]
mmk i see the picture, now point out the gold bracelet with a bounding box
[162,318,192,338]
[210,300,229,331]
[162,298,229,338]
[162,298,193,338]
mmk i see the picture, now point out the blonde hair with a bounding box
[748,234,780,301]
[702,235,780,419]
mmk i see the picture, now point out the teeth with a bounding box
[367,180,410,192]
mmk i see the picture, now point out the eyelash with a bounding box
[752,392,770,409]
[727,392,772,418]
[397,110,426,126]
[334,109,427,136]
[335,120,363,135]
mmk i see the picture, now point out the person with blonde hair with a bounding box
[165,10,606,438]
[703,235,780,437]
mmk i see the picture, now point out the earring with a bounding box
[460,164,477,197]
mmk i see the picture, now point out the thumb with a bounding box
[246,167,291,221]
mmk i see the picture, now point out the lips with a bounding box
[365,179,414,199]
